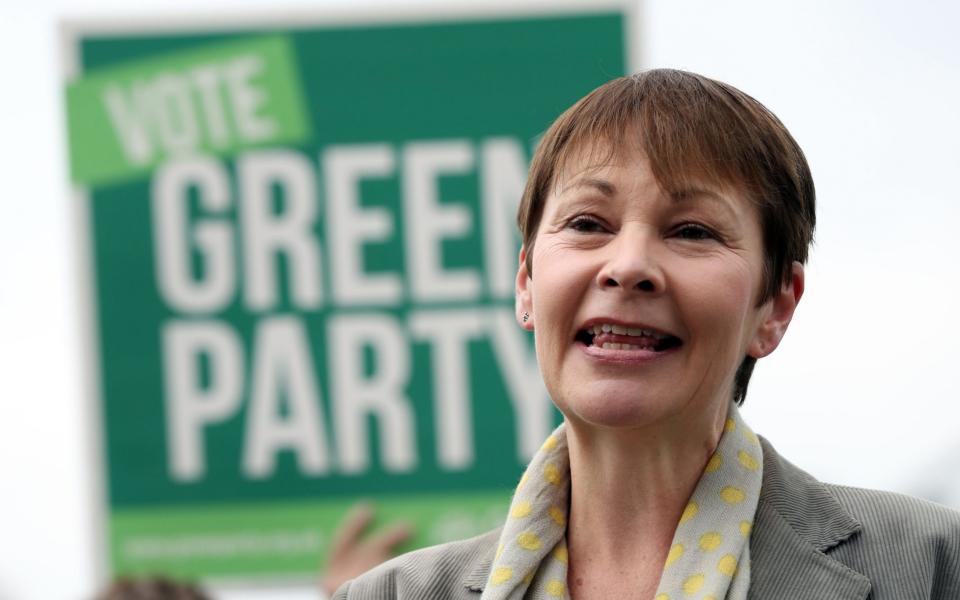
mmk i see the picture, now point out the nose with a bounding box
[595,229,665,295]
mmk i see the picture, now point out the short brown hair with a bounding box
[517,69,816,404]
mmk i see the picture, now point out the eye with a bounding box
[567,215,608,233]
[673,223,719,241]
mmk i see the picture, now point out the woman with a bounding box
[334,69,960,599]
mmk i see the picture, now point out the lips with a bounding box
[575,321,683,352]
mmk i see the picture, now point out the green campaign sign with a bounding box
[63,5,632,581]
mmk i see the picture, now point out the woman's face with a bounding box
[516,143,798,434]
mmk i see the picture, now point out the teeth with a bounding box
[589,323,670,339]
[600,343,654,351]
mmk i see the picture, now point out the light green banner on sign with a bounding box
[66,35,310,186]
[111,492,509,578]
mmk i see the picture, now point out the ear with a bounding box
[515,245,534,331]
[748,262,804,358]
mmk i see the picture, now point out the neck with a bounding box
[564,406,728,595]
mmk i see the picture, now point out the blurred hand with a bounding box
[319,503,413,595]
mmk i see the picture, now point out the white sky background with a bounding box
[1,0,958,598]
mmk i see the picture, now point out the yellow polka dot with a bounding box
[546,579,565,597]
[518,531,541,551]
[542,435,558,451]
[718,554,738,576]
[738,450,759,471]
[517,472,528,490]
[549,506,566,526]
[682,574,705,595]
[679,501,698,524]
[665,543,684,566]
[704,454,722,473]
[720,486,746,504]
[495,543,504,560]
[553,545,568,564]
[511,500,532,518]
[724,418,736,432]
[739,521,752,536]
[699,531,722,551]
[544,463,561,485]
[655,595,670,600]
[523,571,534,584]
[743,429,759,445]
[491,566,513,584]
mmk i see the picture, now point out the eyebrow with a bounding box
[562,178,741,220]
[670,187,742,220]
[564,177,617,197]
[567,179,731,205]
[669,187,728,203]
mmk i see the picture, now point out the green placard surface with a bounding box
[65,7,629,580]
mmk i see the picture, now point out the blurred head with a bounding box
[516,69,815,404]
[96,576,211,600]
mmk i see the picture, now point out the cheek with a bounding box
[680,262,758,341]
[531,277,575,346]
[529,243,583,316]
[529,246,590,360]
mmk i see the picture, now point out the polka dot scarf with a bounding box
[481,403,763,600]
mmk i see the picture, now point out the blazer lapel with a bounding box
[749,438,872,599]
[462,530,498,594]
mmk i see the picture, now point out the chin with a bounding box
[558,388,676,430]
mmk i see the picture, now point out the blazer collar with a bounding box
[749,437,871,599]
[461,439,873,598]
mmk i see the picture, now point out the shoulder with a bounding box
[826,483,960,552]
[824,485,960,597]
[758,436,960,596]
[826,483,960,534]
[760,436,960,543]
[332,527,500,600]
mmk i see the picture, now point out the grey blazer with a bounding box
[334,438,960,599]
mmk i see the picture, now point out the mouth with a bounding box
[574,322,683,353]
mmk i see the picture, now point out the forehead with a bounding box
[551,137,751,209]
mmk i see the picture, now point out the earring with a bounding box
[522,312,529,323]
